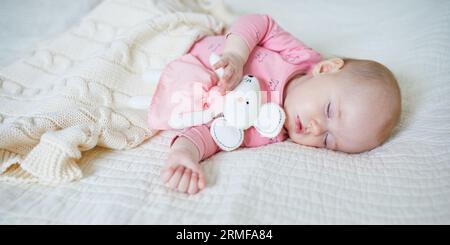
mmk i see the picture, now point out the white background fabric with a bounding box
[0,0,103,67]
[1,0,449,224]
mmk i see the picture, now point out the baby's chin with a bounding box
[285,129,302,145]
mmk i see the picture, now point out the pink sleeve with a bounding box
[227,14,321,65]
[170,125,220,161]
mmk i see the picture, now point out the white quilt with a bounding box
[1,0,450,224]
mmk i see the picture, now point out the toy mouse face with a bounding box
[223,75,261,130]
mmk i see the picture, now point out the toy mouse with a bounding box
[209,74,286,151]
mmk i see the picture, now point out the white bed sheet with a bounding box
[1,0,450,224]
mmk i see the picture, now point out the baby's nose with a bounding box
[310,119,326,136]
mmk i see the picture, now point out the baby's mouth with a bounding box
[295,115,303,134]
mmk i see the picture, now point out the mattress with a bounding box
[0,0,449,224]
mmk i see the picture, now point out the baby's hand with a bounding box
[212,52,245,94]
[161,137,206,194]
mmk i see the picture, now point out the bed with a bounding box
[0,0,449,224]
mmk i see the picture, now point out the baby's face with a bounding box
[283,72,388,153]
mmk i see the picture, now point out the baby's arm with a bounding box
[161,125,220,194]
[213,14,321,92]
[227,14,321,66]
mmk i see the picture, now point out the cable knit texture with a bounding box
[0,0,232,183]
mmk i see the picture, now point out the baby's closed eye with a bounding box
[326,101,333,118]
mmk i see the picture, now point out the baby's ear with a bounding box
[312,58,344,76]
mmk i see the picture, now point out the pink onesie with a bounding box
[148,14,321,160]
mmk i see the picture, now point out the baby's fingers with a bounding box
[197,169,206,190]
[213,59,227,70]
[218,67,234,91]
[222,66,234,82]
[167,166,184,189]
[177,168,192,193]
[161,166,175,183]
[227,74,241,91]
[188,172,199,194]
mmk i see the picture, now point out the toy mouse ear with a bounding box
[210,117,244,151]
[254,103,286,138]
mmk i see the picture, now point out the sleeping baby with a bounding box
[147,14,401,194]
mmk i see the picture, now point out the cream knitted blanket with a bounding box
[0,0,232,183]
